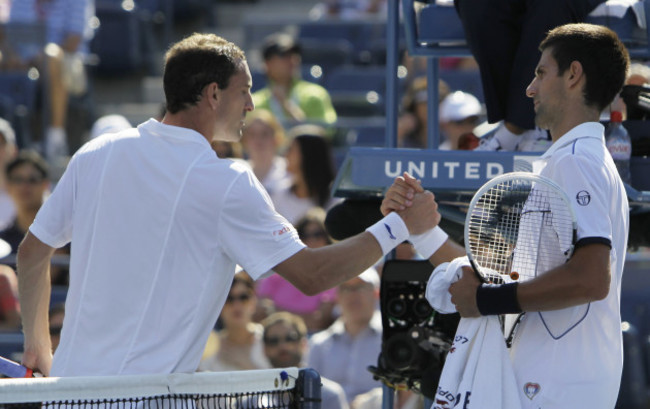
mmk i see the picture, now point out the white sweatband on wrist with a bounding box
[409,226,449,259]
[365,212,409,256]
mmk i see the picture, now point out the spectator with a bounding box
[1,150,50,254]
[253,33,337,124]
[307,268,382,403]
[270,124,340,224]
[262,312,349,409]
[198,270,271,372]
[0,118,17,231]
[0,150,68,284]
[438,91,482,150]
[1,0,95,162]
[241,109,290,196]
[397,76,450,148]
[456,0,603,151]
[49,303,65,352]
[257,208,337,333]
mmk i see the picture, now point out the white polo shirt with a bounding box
[30,119,306,376]
[509,122,629,408]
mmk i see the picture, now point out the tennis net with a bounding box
[0,367,322,409]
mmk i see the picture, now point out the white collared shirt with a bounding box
[31,119,305,376]
[510,122,629,408]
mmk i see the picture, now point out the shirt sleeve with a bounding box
[547,154,612,246]
[218,169,306,280]
[64,0,91,35]
[29,154,79,248]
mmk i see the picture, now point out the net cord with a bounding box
[0,367,300,403]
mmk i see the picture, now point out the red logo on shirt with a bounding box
[273,225,291,236]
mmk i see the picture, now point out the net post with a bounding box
[296,368,322,409]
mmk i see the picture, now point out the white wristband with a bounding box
[365,212,409,256]
[409,226,449,259]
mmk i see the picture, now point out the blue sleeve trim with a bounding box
[575,236,612,250]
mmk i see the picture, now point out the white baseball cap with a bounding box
[439,91,481,122]
[90,115,132,140]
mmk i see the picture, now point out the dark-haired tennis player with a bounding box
[382,24,630,408]
[17,33,440,378]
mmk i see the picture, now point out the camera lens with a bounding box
[384,333,419,371]
[413,298,433,318]
[387,298,407,318]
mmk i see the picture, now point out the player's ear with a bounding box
[205,82,220,108]
[567,61,584,88]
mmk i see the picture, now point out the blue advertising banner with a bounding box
[340,148,539,194]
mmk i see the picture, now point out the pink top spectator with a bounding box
[257,274,337,314]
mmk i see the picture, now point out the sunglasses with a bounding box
[8,175,44,185]
[263,333,302,347]
[226,293,252,304]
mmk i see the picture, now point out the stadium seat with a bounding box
[299,38,355,71]
[439,70,485,103]
[50,285,68,308]
[325,66,395,117]
[298,20,393,66]
[0,332,24,362]
[0,71,40,147]
[92,1,145,75]
[343,124,386,147]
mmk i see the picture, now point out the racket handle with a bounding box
[0,356,34,378]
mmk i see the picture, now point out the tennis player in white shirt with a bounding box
[17,33,441,378]
[382,23,630,409]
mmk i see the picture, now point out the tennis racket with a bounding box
[464,172,577,344]
[0,355,33,378]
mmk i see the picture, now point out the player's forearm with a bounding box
[17,233,56,350]
[516,244,611,312]
[276,232,383,295]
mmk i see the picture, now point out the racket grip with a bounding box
[0,356,34,378]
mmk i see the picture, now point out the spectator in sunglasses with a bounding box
[0,150,70,285]
[256,208,337,333]
[262,312,349,409]
[198,269,271,372]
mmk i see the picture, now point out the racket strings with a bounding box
[467,179,574,283]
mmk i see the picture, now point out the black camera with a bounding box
[368,259,460,400]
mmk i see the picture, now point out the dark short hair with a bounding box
[5,150,49,180]
[539,23,629,112]
[261,33,301,60]
[163,33,246,114]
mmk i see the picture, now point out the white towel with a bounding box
[425,257,520,409]
[425,256,467,314]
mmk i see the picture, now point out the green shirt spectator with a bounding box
[253,79,337,124]
[254,33,337,124]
